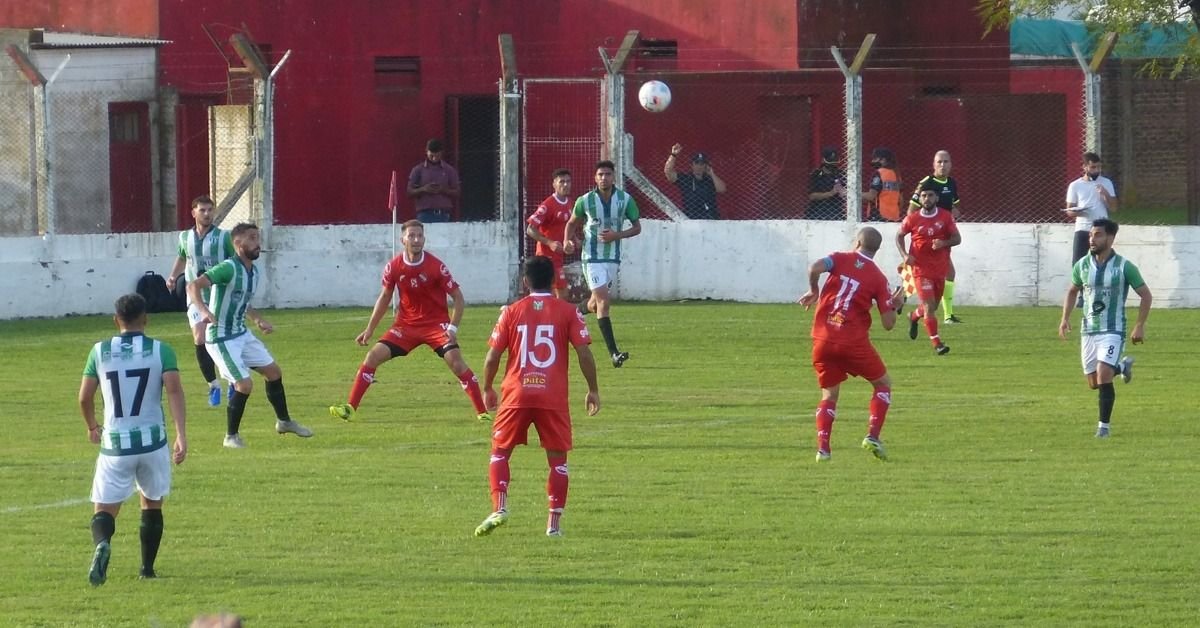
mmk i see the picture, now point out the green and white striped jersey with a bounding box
[203,258,257,343]
[1071,252,1146,337]
[573,188,640,263]
[83,333,178,456]
[177,227,236,304]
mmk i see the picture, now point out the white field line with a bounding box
[3,497,89,514]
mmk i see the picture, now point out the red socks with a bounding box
[458,369,487,413]
[869,387,891,439]
[816,401,836,452]
[547,457,568,532]
[925,317,940,347]
[489,449,511,512]
[348,365,376,409]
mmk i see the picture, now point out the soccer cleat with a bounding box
[861,436,888,461]
[1095,424,1111,439]
[909,316,919,340]
[815,449,831,463]
[546,528,563,537]
[276,419,314,438]
[223,434,247,449]
[1119,356,1135,384]
[935,343,950,356]
[476,411,494,423]
[88,541,110,586]
[139,568,157,580]
[329,403,356,422]
[208,385,221,407]
[943,314,964,324]
[612,352,629,368]
[474,510,509,537]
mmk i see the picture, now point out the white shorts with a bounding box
[91,446,172,504]
[583,262,619,291]
[187,303,206,328]
[1081,333,1124,375]
[207,332,275,382]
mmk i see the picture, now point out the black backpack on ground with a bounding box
[173,273,189,309]
[136,271,182,313]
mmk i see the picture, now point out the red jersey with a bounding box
[527,195,573,262]
[382,251,458,327]
[811,251,893,345]
[900,208,958,279]
[489,293,590,412]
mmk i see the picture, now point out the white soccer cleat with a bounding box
[223,434,247,449]
[276,420,313,438]
[1119,356,1135,384]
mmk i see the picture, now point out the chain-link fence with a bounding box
[618,65,1089,224]
[0,73,37,235]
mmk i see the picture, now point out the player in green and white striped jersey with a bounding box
[80,293,187,585]
[188,222,313,448]
[562,160,642,368]
[1058,219,1152,438]
[165,195,236,407]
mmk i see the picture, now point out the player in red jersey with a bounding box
[329,220,490,422]
[799,227,899,462]
[525,168,574,299]
[474,256,600,538]
[896,181,961,355]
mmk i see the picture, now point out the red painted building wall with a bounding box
[0,0,157,38]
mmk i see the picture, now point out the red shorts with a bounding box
[379,324,452,355]
[492,406,572,452]
[552,258,568,291]
[913,275,946,304]
[812,340,886,388]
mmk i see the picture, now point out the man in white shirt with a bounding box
[1065,152,1118,306]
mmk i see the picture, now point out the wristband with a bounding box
[446,324,458,334]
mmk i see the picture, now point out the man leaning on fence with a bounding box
[407,138,460,223]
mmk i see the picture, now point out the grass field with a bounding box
[2,302,1198,626]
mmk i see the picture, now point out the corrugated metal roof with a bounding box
[31,31,170,49]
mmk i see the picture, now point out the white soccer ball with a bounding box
[638,80,671,113]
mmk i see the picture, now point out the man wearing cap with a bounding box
[862,147,903,222]
[665,143,727,219]
[807,146,846,220]
[407,138,460,223]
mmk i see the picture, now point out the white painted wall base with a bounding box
[1,220,1195,320]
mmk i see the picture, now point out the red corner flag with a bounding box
[388,170,399,212]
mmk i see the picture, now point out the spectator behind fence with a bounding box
[664,143,726,219]
[1064,152,1118,307]
[862,147,903,222]
[407,138,460,223]
[806,146,846,220]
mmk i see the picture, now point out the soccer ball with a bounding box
[638,80,671,113]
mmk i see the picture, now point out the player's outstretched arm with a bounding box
[163,371,188,465]
[357,286,393,346]
[574,345,600,416]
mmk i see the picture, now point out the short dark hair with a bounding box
[191,195,214,209]
[402,219,424,233]
[1091,218,1118,235]
[115,293,147,323]
[1084,152,1102,164]
[231,222,258,238]
[426,139,443,152]
[524,255,555,292]
[552,168,571,180]
[918,179,941,194]
[595,160,615,173]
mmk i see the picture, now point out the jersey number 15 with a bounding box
[515,324,557,368]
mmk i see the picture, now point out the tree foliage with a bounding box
[977,0,1200,77]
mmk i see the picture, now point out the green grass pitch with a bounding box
[1,303,1197,626]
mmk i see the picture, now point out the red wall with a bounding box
[0,0,157,37]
